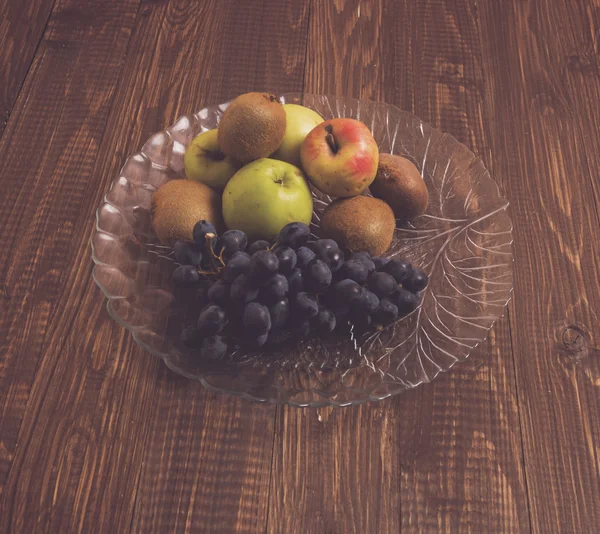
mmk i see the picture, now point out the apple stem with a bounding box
[325,132,339,154]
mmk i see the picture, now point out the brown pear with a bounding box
[370,154,428,220]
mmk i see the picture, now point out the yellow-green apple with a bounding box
[271,104,323,167]
[184,129,240,191]
[222,158,313,241]
[300,118,379,197]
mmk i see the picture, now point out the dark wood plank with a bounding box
[269,403,402,534]
[387,2,531,532]
[0,0,145,532]
[2,1,599,532]
[475,1,600,531]
[269,3,403,532]
[397,341,528,533]
[268,7,405,530]
[0,0,57,136]
[0,0,141,509]
[268,1,530,533]
[554,5,600,251]
[89,1,309,533]
[0,0,310,532]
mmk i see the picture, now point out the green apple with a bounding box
[222,158,313,241]
[271,104,323,168]
[184,129,240,191]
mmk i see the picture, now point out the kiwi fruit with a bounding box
[321,196,396,256]
[370,154,429,220]
[151,179,223,245]
[218,92,286,164]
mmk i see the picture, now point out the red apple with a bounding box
[300,118,379,197]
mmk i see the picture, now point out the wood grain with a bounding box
[0,0,56,136]
[0,0,310,532]
[386,1,531,532]
[0,1,144,532]
[1,0,600,532]
[0,2,137,510]
[476,1,600,531]
[268,1,530,533]
[268,3,403,533]
[107,1,309,532]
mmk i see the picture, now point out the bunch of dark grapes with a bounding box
[171,221,428,359]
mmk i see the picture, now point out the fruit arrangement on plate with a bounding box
[93,93,513,404]
[150,92,431,359]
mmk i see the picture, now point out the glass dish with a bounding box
[91,94,513,407]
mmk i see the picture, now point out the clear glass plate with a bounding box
[91,94,513,407]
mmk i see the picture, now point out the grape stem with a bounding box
[197,268,218,277]
[189,233,226,277]
[205,233,227,268]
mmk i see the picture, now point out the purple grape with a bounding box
[216,229,247,259]
[332,279,362,308]
[368,272,397,298]
[296,246,316,268]
[403,269,429,293]
[224,251,250,282]
[248,240,270,255]
[197,305,228,336]
[338,260,369,284]
[248,249,279,284]
[309,239,337,255]
[174,241,203,266]
[313,308,336,334]
[207,279,230,305]
[243,302,272,335]
[269,298,290,329]
[275,247,297,275]
[373,256,390,271]
[373,299,398,324]
[200,335,228,359]
[173,265,200,286]
[383,259,412,283]
[357,289,380,314]
[292,292,319,318]
[350,251,376,274]
[391,288,419,315]
[322,247,344,272]
[288,268,304,295]
[278,222,311,248]
[230,273,259,303]
[193,220,217,245]
[260,273,289,303]
[181,326,201,349]
[304,259,332,292]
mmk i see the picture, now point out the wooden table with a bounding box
[1,1,599,532]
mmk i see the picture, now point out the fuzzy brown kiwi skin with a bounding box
[370,153,429,220]
[217,92,286,164]
[151,179,223,245]
[321,196,396,256]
